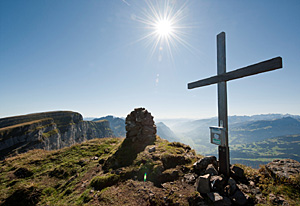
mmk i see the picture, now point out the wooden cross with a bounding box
[187,32,283,176]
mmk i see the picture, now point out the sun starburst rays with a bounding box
[134,0,192,62]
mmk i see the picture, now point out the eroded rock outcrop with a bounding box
[265,159,300,180]
[0,111,113,159]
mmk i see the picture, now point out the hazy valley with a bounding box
[161,114,300,168]
[4,111,299,168]
[1,111,299,205]
[90,114,300,168]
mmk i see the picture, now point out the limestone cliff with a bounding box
[0,111,113,159]
[0,108,299,205]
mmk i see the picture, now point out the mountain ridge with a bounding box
[0,111,300,205]
[92,115,126,137]
[86,114,300,168]
[2,111,300,171]
[0,111,113,159]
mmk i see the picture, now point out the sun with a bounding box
[134,0,192,61]
[155,19,174,37]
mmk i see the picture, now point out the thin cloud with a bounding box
[122,0,130,6]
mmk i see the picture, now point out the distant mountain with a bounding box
[228,114,300,124]
[168,115,300,168]
[231,134,300,168]
[93,116,126,137]
[87,114,300,167]
[169,118,218,155]
[155,118,196,128]
[229,117,300,144]
[83,117,96,121]
[165,114,300,156]
[92,116,180,142]
[169,114,300,135]
[156,122,180,142]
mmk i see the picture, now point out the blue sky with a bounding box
[1,0,299,119]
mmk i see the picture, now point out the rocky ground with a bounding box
[0,108,299,205]
[1,136,300,205]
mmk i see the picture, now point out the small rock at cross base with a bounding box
[205,164,218,176]
[195,174,211,194]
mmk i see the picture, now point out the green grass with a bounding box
[0,118,54,141]
[1,135,300,205]
[231,157,280,162]
[90,173,120,190]
[0,138,122,205]
[42,129,59,139]
[76,189,93,204]
[257,166,300,205]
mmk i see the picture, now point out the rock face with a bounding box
[265,159,300,180]
[125,108,156,143]
[0,111,82,133]
[0,111,113,159]
[92,115,126,137]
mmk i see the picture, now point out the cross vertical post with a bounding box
[187,32,282,178]
[217,32,230,176]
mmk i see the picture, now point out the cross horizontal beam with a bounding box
[188,57,282,89]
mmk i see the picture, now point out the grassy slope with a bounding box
[0,137,299,206]
[0,137,200,205]
[0,118,54,141]
[237,164,300,206]
[0,138,121,205]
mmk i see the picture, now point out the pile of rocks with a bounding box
[103,108,157,170]
[193,156,253,205]
[125,108,156,143]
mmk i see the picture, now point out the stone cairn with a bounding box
[193,156,251,205]
[103,108,156,170]
[192,158,299,205]
[125,108,156,144]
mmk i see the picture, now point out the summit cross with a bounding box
[187,32,283,176]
